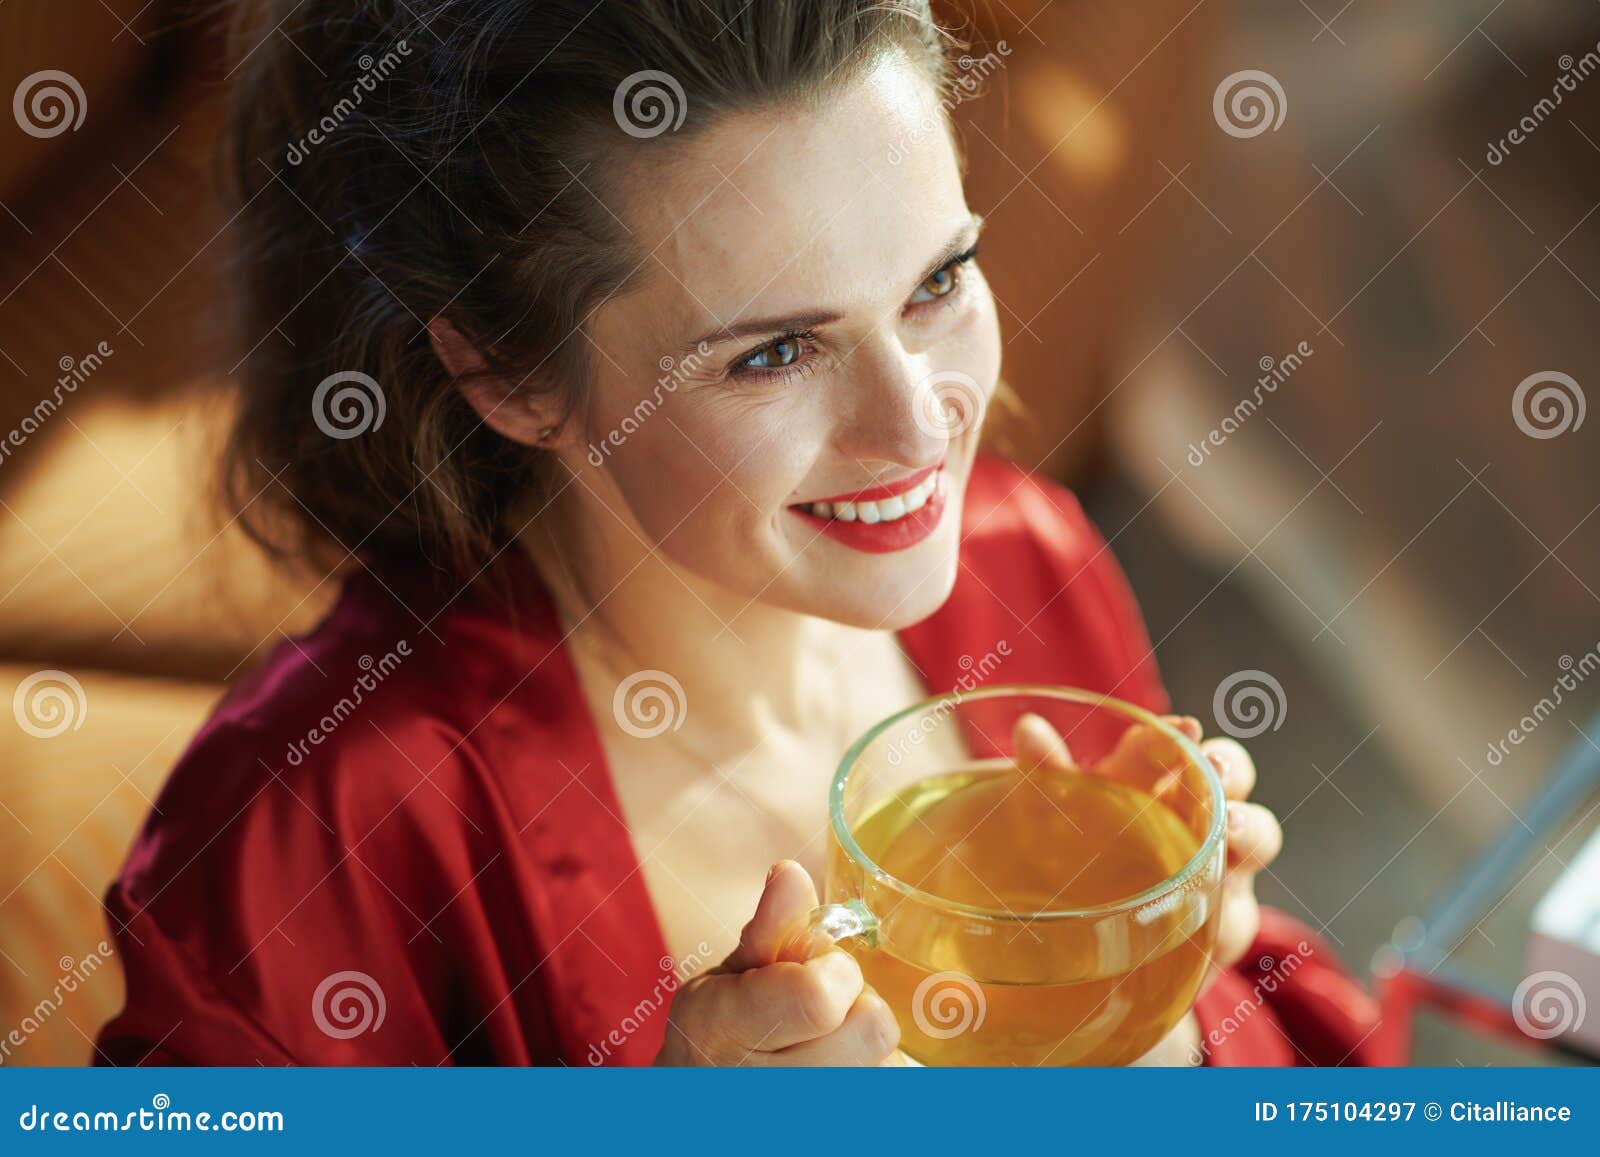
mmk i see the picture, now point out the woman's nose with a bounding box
[838,347,982,464]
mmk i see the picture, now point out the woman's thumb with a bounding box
[721,860,820,972]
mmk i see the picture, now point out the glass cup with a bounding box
[798,685,1226,1066]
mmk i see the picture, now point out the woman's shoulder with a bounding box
[98,552,650,1064]
[903,452,1169,715]
[954,452,1146,622]
[109,553,573,934]
[960,451,1111,565]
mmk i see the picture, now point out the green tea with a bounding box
[836,765,1214,1065]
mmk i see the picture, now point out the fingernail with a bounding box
[1227,804,1245,834]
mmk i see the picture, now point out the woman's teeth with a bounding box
[801,473,937,523]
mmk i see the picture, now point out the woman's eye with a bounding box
[740,337,802,371]
[908,255,968,306]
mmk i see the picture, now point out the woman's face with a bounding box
[573,52,1000,631]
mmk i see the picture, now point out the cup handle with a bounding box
[779,899,879,962]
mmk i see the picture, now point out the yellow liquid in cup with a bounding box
[837,766,1213,1065]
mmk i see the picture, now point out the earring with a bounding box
[537,425,557,442]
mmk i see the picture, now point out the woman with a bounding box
[97,0,1378,1065]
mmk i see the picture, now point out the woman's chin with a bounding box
[797,549,961,632]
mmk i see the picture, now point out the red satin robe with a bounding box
[96,454,1380,1066]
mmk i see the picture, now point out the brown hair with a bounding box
[218,0,967,581]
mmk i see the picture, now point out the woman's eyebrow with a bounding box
[684,309,846,356]
[676,213,986,360]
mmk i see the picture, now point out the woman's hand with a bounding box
[1013,712,1284,1063]
[1178,716,1283,988]
[654,860,902,1066]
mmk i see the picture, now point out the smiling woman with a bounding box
[92,0,1376,1068]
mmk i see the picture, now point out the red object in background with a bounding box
[96,454,1380,1065]
[1374,967,1510,1065]
[1375,960,1587,1066]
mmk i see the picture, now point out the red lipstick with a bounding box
[787,463,948,554]
[800,463,939,507]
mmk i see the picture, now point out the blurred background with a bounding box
[0,0,1596,1065]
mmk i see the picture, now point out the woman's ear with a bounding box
[428,317,566,448]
